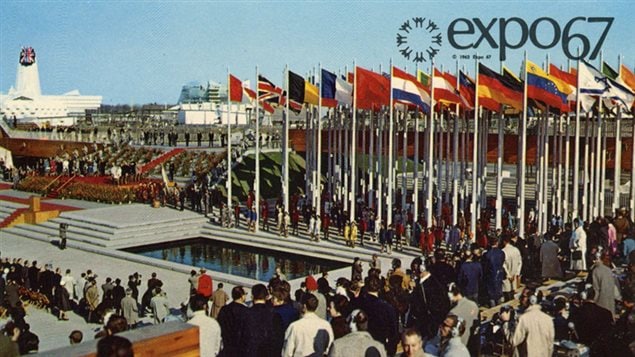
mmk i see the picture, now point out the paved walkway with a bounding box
[0,182,415,353]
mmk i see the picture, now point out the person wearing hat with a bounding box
[197,268,213,303]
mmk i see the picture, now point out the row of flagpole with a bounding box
[224,54,634,240]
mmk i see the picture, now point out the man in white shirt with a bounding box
[188,294,222,356]
[60,269,76,301]
[502,235,522,302]
[282,293,334,357]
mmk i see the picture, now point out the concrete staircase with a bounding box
[0,201,29,228]
[1,205,208,249]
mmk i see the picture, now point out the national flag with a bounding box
[288,70,305,107]
[503,67,543,114]
[549,64,577,102]
[458,71,476,109]
[417,70,431,87]
[602,62,619,80]
[433,68,462,105]
[288,70,319,107]
[478,63,523,112]
[304,81,319,105]
[526,59,572,112]
[391,66,431,112]
[356,66,390,111]
[258,75,283,105]
[579,61,634,110]
[243,86,274,114]
[321,69,338,107]
[279,93,304,113]
[321,69,353,107]
[229,74,244,103]
[620,64,635,92]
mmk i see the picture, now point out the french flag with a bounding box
[321,69,352,107]
[392,66,431,113]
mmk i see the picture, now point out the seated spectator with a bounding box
[69,330,83,345]
[96,335,133,357]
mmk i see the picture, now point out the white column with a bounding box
[613,112,622,213]
[496,114,504,229]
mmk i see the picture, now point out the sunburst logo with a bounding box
[396,17,442,63]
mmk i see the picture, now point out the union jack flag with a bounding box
[257,75,283,104]
[19,47,36,66]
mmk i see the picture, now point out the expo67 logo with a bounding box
[396,17,442,63]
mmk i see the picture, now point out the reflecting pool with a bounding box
[124,238,350,282]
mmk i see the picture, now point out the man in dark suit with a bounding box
[217,286,249,357]
[357,275,399,355]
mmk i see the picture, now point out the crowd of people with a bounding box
[3,209,635,356]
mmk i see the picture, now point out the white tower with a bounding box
[13,46,41,98]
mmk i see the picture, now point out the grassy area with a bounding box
[220,151,310,201]
[221,150,424,203]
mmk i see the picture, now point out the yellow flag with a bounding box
[304,81,319,105]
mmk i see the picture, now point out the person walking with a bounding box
[511,289,555,357]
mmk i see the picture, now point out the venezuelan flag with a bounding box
[526,60,573,112]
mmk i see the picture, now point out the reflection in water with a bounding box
[125,238,349,282]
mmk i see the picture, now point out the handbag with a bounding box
[572,250,582,260]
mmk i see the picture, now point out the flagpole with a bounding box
[377,104,392,222]
[255,66,260,232]
[402,110,408,218]
[428,59,436,230]
[226,67,233,214]
[413,66,421,226]
[317,64,323,219]
[369,105,375,210]
[350,62,358,223]
[583,112,591,221]
[613,55,623,213]
[284,64,290,214]
[573,49,581,221]
[519,51,528,239]
[344,68,350,215]
[495,63,504,230]
[452,61,460,226]
[469,60,478,238]
[542,109,549,234]
[388,60,395,227]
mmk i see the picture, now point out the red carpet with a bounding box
[0,183,12,190]
[0,208,28,228]
[141,148,184,174]
[0,194,82,212]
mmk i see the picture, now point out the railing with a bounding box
[41,174,64,196]
[52,174,77,196]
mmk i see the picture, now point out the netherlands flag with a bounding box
[391,66,431,113]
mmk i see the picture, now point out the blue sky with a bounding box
[1,1,633,105]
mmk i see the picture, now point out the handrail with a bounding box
[54,174,77,194]
[41,174,64,195]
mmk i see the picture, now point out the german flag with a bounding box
[478,63,523,112]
